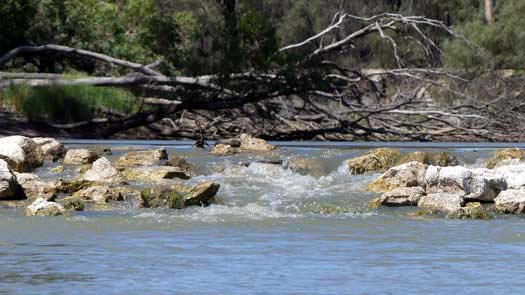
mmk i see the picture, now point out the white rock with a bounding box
[14,172,55,199]
[367,162,427,192]
[418,193,465,212]
[0,136,44,172]
[24,197,65,216]
[380,187,425,206]
[239,134,276,151]
[82,157,122,183]
[32,137,66,161]
[63,149,98,165]
[494,189,525,214]
[465,168,507,201]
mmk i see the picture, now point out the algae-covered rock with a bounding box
[60,198,85,211]
[115,148,168,168]
[140,188,185,209]
[0,136,44,172]
[122,166,191,182]
[32,137,66,161]
[50,165,65,173]
[25,198,65,216]
[0,159,23,200]
[446,202,493,220]
[347,148,401,175]
[494,189,525,214]
[379,186,425,207]
[72,185,125,203]
[397,151,458,167]
[239,134,277,152]
[82,157,123,183]
[367,162,427,192]
[486,148,525,169]
[417,193,465,213]
[184,181,220,207]
[210,144,236,155]
[64,149,98,165]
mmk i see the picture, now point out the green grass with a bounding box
[0,84,140,123]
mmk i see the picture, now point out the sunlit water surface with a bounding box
[1,141,525,294]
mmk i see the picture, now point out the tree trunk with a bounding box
[484,0,494,24]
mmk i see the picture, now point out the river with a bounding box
[1,141,524,294]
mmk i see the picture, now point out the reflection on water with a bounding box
[1,141,525,294]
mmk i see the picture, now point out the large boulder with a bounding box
[367,162,427,192]
[379,187,425,207]
[0,136,44,172]
[494,189,525,214]
[115,148,168,168]
[347,148,401,174]
[418,193,465,212]
[239,134,277,152]
[14,173,55,200]
[32,137,66,161]
[63,149,98,165]
[396,151,458,167]
[122,166,191,182]
[486,148,525,169]
[24,198,65,216]
[184,182,220,207]
[82,157,123,183]
[0,159,23,200]
[72,185,125,203]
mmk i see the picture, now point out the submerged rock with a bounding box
[447,202,494,220]
[82,157,123,183]
[379,187,425,207]
[115,148,168,168]
[239,134,277,152]
[64,149,99,165]
[494,189,525,214]
[286,158,326,178]
[486,148,525,169]
[418,193,465,213]
[32,137,66,161]
[25,198,65,216]
[0,159,23,200]
[347,148,401,175]
[0,136,44,172]
[396,151,458,167]
[367,162,427,192]
[122,166,191,182]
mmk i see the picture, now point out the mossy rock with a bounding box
[61,198,85,211]
[486,148,525,168]
[347,148,401,174]
[446,202,494,220]
[396,151,458,167]
[140,188,185,209]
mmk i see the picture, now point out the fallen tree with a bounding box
[0,12,522,141]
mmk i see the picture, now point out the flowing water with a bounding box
[1,141,525,294]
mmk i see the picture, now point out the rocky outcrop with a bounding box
[115,148,168,168]
[32,137,66,161]
[0,159,23,200]
[0,136,44,172]
[63,149,98,165]
[82,157,123,183]
[72,185,125,203]
[367,162,427,192]
[239,134,277,152]
[24,198,65,216]
[347,148,401,175]
[122,166,191,182]
[494,189,525,214]
[486,148,525,169]
[396,151,458,167]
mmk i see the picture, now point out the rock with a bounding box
[396,151,458,167]
[24,198,65,216]
[32,137,66,161]
[239,134,277,152]
[216,138,241,148]
[14,173,55,200]
[418,193,465,212]
[210,144,236,155]
[122,166,191,182]
[115,148,168,167]
[347,148,401,174]
[465,168,507,202]
[60,198,85,211]
[0,159,23,200]
[72,185,124,203]
[447,202,493,220]
[184,182,220,207]
[63,149,98,165]
[495,164,525,189]
[379,187,425,207]
[82,157,123,183]
[494,189,525,214]
[0,136,44,172]
[486,148,525,169]
[53,179,96,194]
[367,162,427,192]
[140,188,185,209]
[286,158,326,178]
[163,155,194,176]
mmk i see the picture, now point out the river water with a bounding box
[1,141,524,295]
